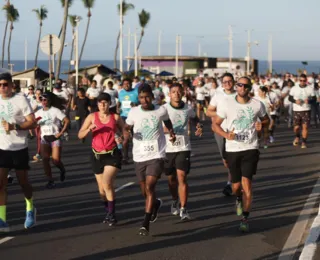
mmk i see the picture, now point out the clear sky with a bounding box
[1,0,319,61]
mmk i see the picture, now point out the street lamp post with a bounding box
[75,16,80,91]
[119,0,123,73]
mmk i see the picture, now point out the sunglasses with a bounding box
[0,83,9,87]
[300,79,307,82]
[236,83,251,89]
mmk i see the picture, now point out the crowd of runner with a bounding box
[0,70,318,235]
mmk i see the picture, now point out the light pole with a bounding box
[268,34,273,74]
[75,16,80,91]
[134,30,138,76]
[119,0,123,73]
[246,29,258,76]
[158,30,162,56]
[127,27,131,71]
[175,35,179,77]
[198,36,204,56]
[228,25,233,71]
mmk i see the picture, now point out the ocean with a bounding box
[2,60,320,77]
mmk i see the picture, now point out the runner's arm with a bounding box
[212,116,229,139]
[78,114,95,139]
[115,114,130,140]
[288,95,297,103]
[206,105,217,117]
[13,114,37,130]
[259,114,270,127]
[56,117,70,138]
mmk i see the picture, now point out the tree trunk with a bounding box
[68,28,75,73]
[129,32,143,70]
[79,15,91,66]
[1,19,9,68]
[35,24,42,67]
[7,24,13,66]
[55,0,69,80]
[114,31,120,70]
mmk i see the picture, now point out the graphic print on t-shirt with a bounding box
[172,110,188,134]
[0,102,14,124]
[139,115,159,140]
[232,107,254,143]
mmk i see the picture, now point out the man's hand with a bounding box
[296,99,302,105]
[195,123,203,137]
[169,132,176,143]
[1,120,14,133]
[226,128,235,141]
[304,99,309,104]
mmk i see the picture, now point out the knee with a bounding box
[145,184,155,196]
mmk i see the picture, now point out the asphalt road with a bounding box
[0,122,319,260]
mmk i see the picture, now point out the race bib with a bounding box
[42,125,54,135]
[167,135,185,148]
[139,140,159,154]
[122,101,131,109]
[234,130,252,143]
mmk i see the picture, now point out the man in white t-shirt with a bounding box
[93,72,103,91]
[281,80,294,127]
[288,74,316,148]
[206,73,237,197]
[125,84,176,236]
[163,83,203,221]
[213,76,269,233]
[0,72,37,232]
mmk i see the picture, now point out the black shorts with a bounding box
[91,148,122,174]
[134,158,164,182]
[225,149,260,183]
[0,148,30,170]
[164,151,191,176]
[197,100,205,106]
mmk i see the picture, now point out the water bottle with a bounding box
[115,134,123,150]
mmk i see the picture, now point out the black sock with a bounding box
[243,211,250,219]
[236,196,242,202]
[108,200,115,214]
[268,129,274,136]
[302,138,307,143]
[142,213,152,229]
[296,133,301,138]
[103,201,108,214]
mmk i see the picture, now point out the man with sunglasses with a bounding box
[213,76,269,232]
[0,72,37,232]
[289,74,316,148]
[206,73,237,196]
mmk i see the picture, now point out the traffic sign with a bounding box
[40,34,61,56]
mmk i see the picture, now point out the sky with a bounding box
[1,0,320,61]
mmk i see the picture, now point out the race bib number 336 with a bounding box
[139,140,159,154]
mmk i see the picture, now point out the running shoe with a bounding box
[222,184,232,196]
[7,175,14,184]
[150,198,162,223]
[33,154,42,161]
[171,200,179,216]
[0,219,10,232]
[269,136,275,143]
[301,143,307,149]
[60,167,66,182]
[239,218,249,233]
[107,213,117,226]
[236,200,243,216]
[24,208,37,229]
[138,226,149,236]
[46,180,56,189]
[103,214,109,224]
[293,138,299,146]
[180,208,191,221]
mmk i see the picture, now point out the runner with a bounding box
[104,81,118,114]
[206,73,237,196]
[35,92,70,188]
[0,72,37,231]
[163,83,203,221]
[117,78,139,164]
[33,88,44,161]
[213,76,270,232]
[289,74,316,148]
[78,93,127,226]
[86,80,101,112]
[125,83,176,236]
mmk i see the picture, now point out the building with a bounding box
[134,56,258,77]
[12,67,49,90]
[62,64,116,77]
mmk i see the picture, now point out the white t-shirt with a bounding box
[152,89,163,105]
[53,90,69,101]
[126,105,169,162]
[268,91,279,116]
[209,90,237,130]
[93,74,103,89]
[162,85,170,103]
[289,85,315,111]
[35,107,66,138]
[86,87,101,99]
[0,94,33,151]
[217,97,266,152]
[163,103,196,153]
[281,86,291,106]
[254,96,272,116]
[104,88,118,108]
[195,87,206,101]
[204,83,212,97]
[251,84,260,96]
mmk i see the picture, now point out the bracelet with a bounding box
[14,124,21,130]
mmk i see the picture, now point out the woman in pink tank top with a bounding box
[78,93,128,226]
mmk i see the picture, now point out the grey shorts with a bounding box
[134,158,164,182]
[214,133,226,160]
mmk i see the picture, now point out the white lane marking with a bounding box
[115,182,135,192]
[0,236,14,245]
[300,188,320,260]
[278,175,320,260]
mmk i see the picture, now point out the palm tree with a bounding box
[58,0,73,37]
[68,15,81,72]
[1,0,10,68]
[79,0,95,65]
[5,4,19,66]
[33,5,48,67]
[129,9,150,69]
[56,0,72,80]
[114,1,134,70]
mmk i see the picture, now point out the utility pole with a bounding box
[245,29,258,76]
[127,27,131,71]
[198,41,201,56]
[175,35,179,77]
[179,35,182,56]
[268,34,273,74]
[158,30,162,56]
[119,0,123,73]
[24,38,28,70]
[228,25,233,71]
[134,30,138,76]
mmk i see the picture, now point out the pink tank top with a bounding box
[92,112,117,152]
